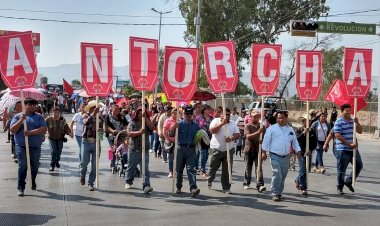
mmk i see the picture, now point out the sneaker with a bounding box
[31,180,37,190]
[295,180,301,190]
[143,186,153,194]
[243,185,250,190]
[320,166,326,174]
[13,159,18,163]
[207,181,212,189]
[80,176,85,186]
[313,166,318,173]
[344,182,355,192]
[125,184,132,189]
[17,189,24,197]
[55,162,61,168]
[272,195,280,201]
[88,185,94,191]
[163,160,167,163]
[149,149,154,153]
[337,188,344,195]
[301,190,308,195]
[191,188,200,197]
[176,188,182,194]
[278,194,285,200]
[168,172,173,178]
[258,186,267,193]
[49,167,54,172]
[224,190,232,194]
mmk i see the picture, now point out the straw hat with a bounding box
[84,100,104,112]
[251,110,261,117]
[298,113,309,122]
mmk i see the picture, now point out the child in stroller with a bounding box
[116,138,141,177]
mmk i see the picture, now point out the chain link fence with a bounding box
[205,97,378,133]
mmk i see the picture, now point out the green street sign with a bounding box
[318,21,376,35]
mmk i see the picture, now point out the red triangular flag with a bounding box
[325,80,367,111]
[63,79,74,96]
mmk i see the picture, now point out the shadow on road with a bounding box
[0,213,55,226]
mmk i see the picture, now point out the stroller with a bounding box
[114,132,141,178]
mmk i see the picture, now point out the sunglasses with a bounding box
[185,112,193,116]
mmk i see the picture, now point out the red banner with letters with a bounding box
[163,46,198,101]
[296,50,323,101]
[251,44,282,96]
[343,48,372,98]
[325,80,367,111]
[129,37,158,91]
[0,32,38,90]
[80,42,113,96]
[203,41,238,93]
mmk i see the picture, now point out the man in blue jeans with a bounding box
[262,111,301,201]
[10,98,47,197]
[176,106,201,197]
[334,104,363,194]
[80,101,104,191]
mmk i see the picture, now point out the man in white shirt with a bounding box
[230,107,239,123]
[71,103,85,167]
[262,111,301,201]
[207,108,240,194]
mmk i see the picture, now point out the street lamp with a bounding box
[151,8,172,103]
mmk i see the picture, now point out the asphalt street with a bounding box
[0,113,379,226]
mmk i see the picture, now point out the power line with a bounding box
[0,7,183,19]
[327,8,380,17]
[0,15,187,26]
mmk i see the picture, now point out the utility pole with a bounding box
[194,0,202,48]
[151,8,172,104]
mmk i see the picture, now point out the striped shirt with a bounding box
[333,116,354,151]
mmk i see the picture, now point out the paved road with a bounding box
[0,114,379,226]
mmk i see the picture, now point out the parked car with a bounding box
[247,96,288,122]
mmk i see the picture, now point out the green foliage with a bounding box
[0,77,7,90]
[121,85,136,96]
[71,79,83,89]
[321,47,343,98]
[179,0,328,64]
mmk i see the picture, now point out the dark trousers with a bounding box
[207,148,234,190]
[243,151,264,188]
[176,146,197,191]
[336,149,363,189]
[16,145,41,190]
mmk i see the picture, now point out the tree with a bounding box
[277,34,341,98]
[71,79,83,89]
[179,0,328,96]
[321,47,344,97]
[179,0,328,64]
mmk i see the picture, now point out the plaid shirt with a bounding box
[82,112,104,139]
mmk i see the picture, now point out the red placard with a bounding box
[129,37,158,91]
[81,42,113,96]
[203,41,238,93]
[343,48,372,98]
[0,30,40,53]
[0,32,38,90]
[163,46,199,101]
[296,50,323,101]
[251,44,282,95]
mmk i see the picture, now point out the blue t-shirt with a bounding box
[10,113,47,147]
[178,119,200,145]
[333,116,354,151]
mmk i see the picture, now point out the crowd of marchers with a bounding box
[3,97,362,200]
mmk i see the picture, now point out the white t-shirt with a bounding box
[72,113,84,137]
[210,117,240,152]
[317,122,328,141]
[230,113,239,123]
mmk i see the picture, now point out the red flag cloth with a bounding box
[114,97,128,106]
[63,79,74,96]
[325,80,367,111]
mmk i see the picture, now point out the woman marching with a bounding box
[46,106,73,171]
[311,112,331,174]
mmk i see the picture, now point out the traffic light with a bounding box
[290,20,319,37]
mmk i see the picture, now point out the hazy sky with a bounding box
[1,0,380,89]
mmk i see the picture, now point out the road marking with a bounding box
[356,186,380,196]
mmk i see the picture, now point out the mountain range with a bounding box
[38,64,131,85]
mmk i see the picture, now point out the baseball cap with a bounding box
[184,106,193,115]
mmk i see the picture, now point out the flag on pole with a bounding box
[325,80,367,111]
[63,79,74,96]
